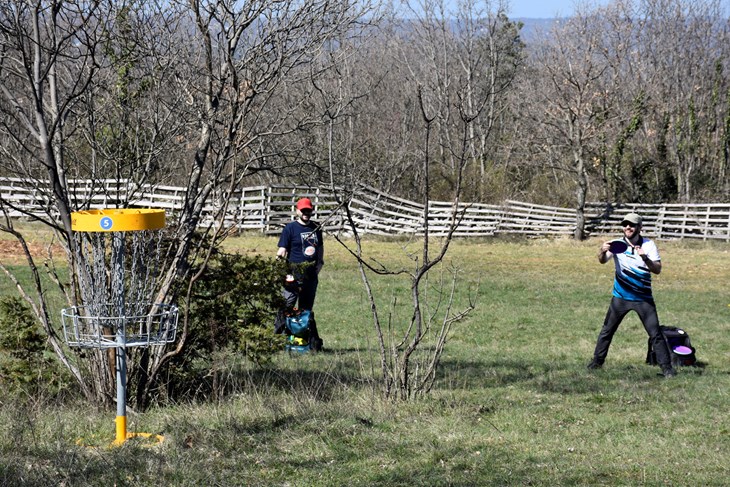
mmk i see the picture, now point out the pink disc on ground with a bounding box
[673,345,692,355]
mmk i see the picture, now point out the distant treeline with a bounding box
[1,0,728,214]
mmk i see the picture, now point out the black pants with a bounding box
[283,277,318,311]
[592,296,671,368]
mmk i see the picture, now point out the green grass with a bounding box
[2,234,730,485]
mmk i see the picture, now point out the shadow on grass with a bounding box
[275,345,670,397]
[209,342,715,407]
[435,357,676,395]
[224,365,371,402]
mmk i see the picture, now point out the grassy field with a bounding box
[1,233,729,486]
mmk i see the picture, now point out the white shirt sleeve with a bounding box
[643,239,660,261]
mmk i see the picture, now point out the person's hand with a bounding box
[633,244,648,260]
[597,241,611,263]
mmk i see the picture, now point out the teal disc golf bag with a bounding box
[286,309,312,339]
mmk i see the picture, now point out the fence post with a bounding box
[656,206,665,240]
[264,186,272,234]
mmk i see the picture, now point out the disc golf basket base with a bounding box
[62,209,177,447]
[76,430,166,448]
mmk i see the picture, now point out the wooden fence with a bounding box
[1,177,729,241]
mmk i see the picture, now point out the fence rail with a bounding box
[1,177,729,241]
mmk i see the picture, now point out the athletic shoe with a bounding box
[586,360,603,370]
[661,367,677,378]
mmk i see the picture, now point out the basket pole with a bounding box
[112,231,128,445]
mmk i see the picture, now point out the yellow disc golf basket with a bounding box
[61,209,178,446]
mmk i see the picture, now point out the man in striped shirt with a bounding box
[587,212,676,378]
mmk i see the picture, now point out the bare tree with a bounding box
[330,86,476,400]
[395,0,523,202]
[631,0,730,202]
[515,0,730,209]
[315,0,501,399]
[0,0,115,404]
[521,7,625,238]
[0,0,378,408]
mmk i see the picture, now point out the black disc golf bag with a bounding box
[646,325,697,367]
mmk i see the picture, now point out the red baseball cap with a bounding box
[296,198,313,210]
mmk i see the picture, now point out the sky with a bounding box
[507,0,610,18]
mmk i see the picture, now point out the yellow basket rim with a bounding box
[71,208,165,232]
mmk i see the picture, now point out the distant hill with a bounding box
[513,17,562,41]
[396,16,561,43]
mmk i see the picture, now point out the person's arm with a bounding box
[597,241,612,264]
[277,225,290,259]
[635,246,662,274]
[640,255,661,274]
[315,229,324,274]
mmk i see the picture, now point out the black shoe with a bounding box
[311,338,323,352]
[661,367,677,378]
[587,360,603,370]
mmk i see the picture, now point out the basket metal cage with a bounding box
[62,303,178,349]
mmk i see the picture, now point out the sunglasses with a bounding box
[622,222,637,228]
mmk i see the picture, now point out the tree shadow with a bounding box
[435,356,673,395]
[223,363,370,402]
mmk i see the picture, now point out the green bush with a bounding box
[165,252,288,400]
[0,296,69,394]
[193,252,288,359]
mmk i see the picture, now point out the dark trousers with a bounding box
[283,278,318,311]
[592,296,671,368]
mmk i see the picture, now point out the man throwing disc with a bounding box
[587,212,677,378]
